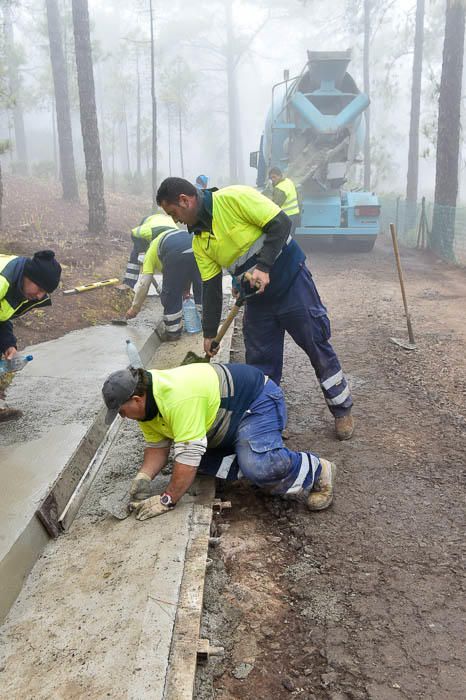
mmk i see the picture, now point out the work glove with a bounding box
[129,472,153,502]
[130,495,172,521]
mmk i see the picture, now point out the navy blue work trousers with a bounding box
[198,379,322,498]
[243,265,352,417]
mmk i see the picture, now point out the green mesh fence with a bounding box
[379,196,466,266]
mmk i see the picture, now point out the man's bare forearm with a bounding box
[165,461,197,503]
[140,446,170,478]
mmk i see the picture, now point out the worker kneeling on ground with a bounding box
[102,362,336,520]
[0,250,61,422]
[156,177,354,441]
[125,221,202,342]
[267,167,301,236]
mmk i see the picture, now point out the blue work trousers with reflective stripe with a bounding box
[243,265,353,418]
[198,380,322,498]
[123,236,149,288]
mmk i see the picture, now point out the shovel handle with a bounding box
[205,273,260,360]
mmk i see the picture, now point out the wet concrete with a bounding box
[0,287,234,697]
[0,305,160,621]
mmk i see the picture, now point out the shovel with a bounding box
[389,223,417,351]
[181,273,261,365]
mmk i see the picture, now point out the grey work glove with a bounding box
[130,495,172,521]
[129,472,153,502]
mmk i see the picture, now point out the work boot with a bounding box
[156,328,182,343]
[0,407,23,423]
[307,459,336,511]
[334,412,354,441]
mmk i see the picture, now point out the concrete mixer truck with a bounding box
[250,50,380,251]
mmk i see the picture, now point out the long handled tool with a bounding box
[63,278,120,295]
[182,273,261,365]
[389,223,417,351]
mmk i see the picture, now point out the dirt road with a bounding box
[195,236,466,700]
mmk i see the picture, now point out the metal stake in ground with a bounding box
[389,222,417,351]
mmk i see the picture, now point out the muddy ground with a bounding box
[195,237,466,700]
[1,175,150,351]
[2,179,465,699]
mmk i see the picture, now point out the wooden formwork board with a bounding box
[164,481,215,699]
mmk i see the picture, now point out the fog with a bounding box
[0,0,463,202]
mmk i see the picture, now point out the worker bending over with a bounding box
[123,211,176,289]
[126,224,202,342]
[102,362,336,520]
[267,167,301,236]
[156,178,354,441]
[0,250,61,422]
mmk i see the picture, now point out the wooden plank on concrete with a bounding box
[164,480,215,700]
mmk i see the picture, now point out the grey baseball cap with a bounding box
[102,368,139,424]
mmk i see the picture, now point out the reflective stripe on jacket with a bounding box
[142,229,192,274]
[131,213,177,242]
[192,185,280,282]
[274,178,300,216]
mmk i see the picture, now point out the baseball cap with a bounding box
[102,368,139,424]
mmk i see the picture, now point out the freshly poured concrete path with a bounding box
[0,307,161,620]
[0,288,234,699]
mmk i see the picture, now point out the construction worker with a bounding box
[156,178,354,441]
[123,211,177,289]
[125,225,202,341]
[268,167,301,235]
[0,250,61,422]
[102,362,336,520]
[195,174,209,190]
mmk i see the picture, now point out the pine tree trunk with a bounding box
[432,0,465,259]
[136,49,141,177]
[46,0,79,200]
[0,160,3,229]
[72,0,106,233]
[226,0,238,184]
[405,0,425,229]
[3,3,28,175]
[167,104,172,177]
[363,0,371,190]
[149,0,157,209]
[178,106,184,177]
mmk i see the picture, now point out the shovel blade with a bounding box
[390,337,417,351]
[181,350,209,366]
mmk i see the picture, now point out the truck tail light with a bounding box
[354,205,380,217]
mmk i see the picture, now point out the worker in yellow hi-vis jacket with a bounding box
[267,167,301,236]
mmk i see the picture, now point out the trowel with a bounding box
[100,492,132,520]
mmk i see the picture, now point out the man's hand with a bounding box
[125,307,138,320]
[204,337,219,357]
[4,347,18,360]
[129,471,152,501]
[130,495,171,521]
[248,268,270,294]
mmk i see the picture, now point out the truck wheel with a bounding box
[351,237,377,252]
[333,236,377,252]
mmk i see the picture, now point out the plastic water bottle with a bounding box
[126,339,144,368]
[0,354,33,375]
[182,297,202,334]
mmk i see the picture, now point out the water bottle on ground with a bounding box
[0,354,33,375]
[182,297,202,334]
[126,339,144,368]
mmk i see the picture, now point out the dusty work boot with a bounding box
[155,327,182,343]
[307,459,336,512]
[334,412,354,441]
[0,407,23,423]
